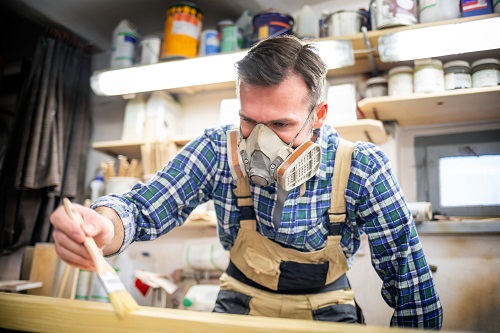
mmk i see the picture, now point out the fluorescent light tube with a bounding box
[90,40,354,96]
[378,17,500,62]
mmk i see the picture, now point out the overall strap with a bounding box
[328,138,356,235]
[233,177,256,229]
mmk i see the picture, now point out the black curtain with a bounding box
[0,28,92,255]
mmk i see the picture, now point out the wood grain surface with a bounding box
[0,292,424,333]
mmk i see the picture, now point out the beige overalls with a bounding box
[215,139,360,322]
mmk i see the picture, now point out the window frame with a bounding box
[414,129,500,217]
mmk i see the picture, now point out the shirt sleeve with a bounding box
[355,145,443,329]
[91,131,220,254]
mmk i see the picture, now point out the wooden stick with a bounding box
[57,263,71,298]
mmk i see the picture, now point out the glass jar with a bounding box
[365,77,388,97]
[388,66,414,96]
[414,58,445,93]
[471,58,500,88]
[443,60,471,90]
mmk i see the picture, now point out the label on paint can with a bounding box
[221,25,242,53]
[162,2,204,59]
[199,30,220,56]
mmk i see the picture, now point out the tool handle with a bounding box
[62,198,109,273]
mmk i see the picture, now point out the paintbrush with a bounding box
[62,198,139,318]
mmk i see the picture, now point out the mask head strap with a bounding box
[288,105,316,148]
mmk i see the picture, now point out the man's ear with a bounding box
[314,101,328,128]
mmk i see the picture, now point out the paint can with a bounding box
[161,2,204,59]
[139,35,161,65]
[461,0,493,16]
[221,24,242,52]
[252,11,294,43]
[369,0,417,30]
[198,29,220,56]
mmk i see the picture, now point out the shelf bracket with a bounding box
[361,26,378,77]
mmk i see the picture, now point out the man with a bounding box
[50,36,442,328]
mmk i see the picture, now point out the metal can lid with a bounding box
[388,66,414,76]
[366,77,388,85]
[471,58,500,69]
[443,60,470,69]
[218,20,234,26]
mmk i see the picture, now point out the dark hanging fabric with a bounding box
[0,27,92,255]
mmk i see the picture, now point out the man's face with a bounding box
[238,74,317,148]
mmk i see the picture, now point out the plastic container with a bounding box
[388,66,414,96]
[461,0,493,16]
[414,58,445,93]
[296,5,319,38]
[443,60,472,90]
[75,270,92,300]
[90,176,105,201]
[471,58,500,88]
[105,177,140,195]
[90,271,109,303]
[144,91,181,140]
[235,10,254,48]
[139,35,161,65]
[182,284,220,312]
[365,77,388,97]
[161,2,204,59]
[370,0,418,30]
[111,20,139,68]
[419,0,462,23]
[183,237,229,271]
[122,95,146,141]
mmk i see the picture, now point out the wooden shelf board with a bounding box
[91,14,499,96]
[92,138,191,159]
[358,86,500,126]
[335,119,388,144]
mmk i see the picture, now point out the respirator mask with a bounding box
[227,109,321,191]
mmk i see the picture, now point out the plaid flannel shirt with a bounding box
[93,124,443,329]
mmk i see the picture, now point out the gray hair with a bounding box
[235,35,327,109]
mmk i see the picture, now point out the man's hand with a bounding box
[50,204,115,270]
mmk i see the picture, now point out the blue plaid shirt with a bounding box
[93,124,442,329]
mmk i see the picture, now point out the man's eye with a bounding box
[241,117,255,124]
[272,122,287,128]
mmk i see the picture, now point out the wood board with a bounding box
[0,292,426,333]
[357,85,500,126]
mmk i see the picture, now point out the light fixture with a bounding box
[378,17,500,62]
[90,40,354,96]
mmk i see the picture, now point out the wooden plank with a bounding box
[335,119,388,144]
[0,292,422,333]
[27,243,60,297]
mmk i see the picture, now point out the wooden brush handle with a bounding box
[62,198,109,273]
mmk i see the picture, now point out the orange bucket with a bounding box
[161,2,203,59]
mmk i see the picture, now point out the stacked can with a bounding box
[198,30,220,56]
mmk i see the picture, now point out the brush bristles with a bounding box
[109,291,140,318]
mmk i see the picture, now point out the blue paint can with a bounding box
[252,11,294,43]
[198,29,220,56]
